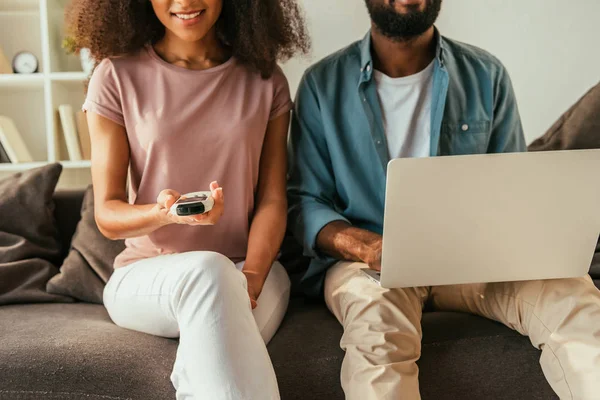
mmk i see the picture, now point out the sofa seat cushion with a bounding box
[0,303,177,400]
[269,298,560,400]
[11,281,600,400]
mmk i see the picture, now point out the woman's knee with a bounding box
[178,251,245,296]
[253,262,291,344]
[262,262,291,296]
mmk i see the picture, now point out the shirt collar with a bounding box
[359,26,445,82]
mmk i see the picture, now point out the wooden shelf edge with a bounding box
[60,160,92,169]
[0,162,46,172]
[0,74,45,88]
[50,72,89,82]
[0,160,91,172]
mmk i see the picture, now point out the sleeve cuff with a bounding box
[82,99,125,127]
[269,100,293,121]
[300,205,350,259]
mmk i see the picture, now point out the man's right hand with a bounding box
[316,221,383,271]
[362,237,382,272]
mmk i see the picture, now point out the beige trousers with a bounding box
[324,261,600,400]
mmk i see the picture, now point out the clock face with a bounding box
[12,52,39,74]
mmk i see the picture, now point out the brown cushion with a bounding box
[528,82,600,151]
[0,163,72,305]
[47,186,125,304]
[528,82,600,278]
[591,241,600,278]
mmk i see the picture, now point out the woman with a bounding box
[68,0,308,398]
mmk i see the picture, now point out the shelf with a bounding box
[50,72,89,82]
[0,162,46,172]
[0,73,44,88]
[61,160,91,169]
[0,87,47,161]
[0,160,90,172]
[0,12,44,73]
[0,10,40,17]
[0,0,94,189]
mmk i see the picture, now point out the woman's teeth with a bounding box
[175,11,201,20]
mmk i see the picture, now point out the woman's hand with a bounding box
[156,181,225,227]
[243,271,262,310]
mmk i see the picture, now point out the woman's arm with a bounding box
[88,112,224,240]
[243,112,291,307]
[88,111,166,240]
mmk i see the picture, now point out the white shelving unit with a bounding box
[0,0,91,188]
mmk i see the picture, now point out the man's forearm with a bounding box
[316,220,382,264]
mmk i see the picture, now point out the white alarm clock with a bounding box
[12,51,39,74]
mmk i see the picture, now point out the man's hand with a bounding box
[316,221,383,271]
[362,237,382,271]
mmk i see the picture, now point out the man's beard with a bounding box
[365,0,442,42]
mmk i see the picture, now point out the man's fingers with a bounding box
[371,263,381,272]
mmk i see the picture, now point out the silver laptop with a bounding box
[363,149,600,289]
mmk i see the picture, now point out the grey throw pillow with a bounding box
[0,163,73,305]
[47,186,125,304]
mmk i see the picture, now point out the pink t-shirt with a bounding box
[83,46,292,268]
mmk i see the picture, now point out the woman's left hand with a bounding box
[244,272,263,309]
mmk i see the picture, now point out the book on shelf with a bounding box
[75,110,91,160]
[0,46,13,74]
[54,110,69,161]
[0,116,34,163]
[58,104,83,161]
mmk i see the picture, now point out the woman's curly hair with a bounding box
[66,0,310,78]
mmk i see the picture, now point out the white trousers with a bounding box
[103,251,291,400]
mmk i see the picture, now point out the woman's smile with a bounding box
[171,9,206,26]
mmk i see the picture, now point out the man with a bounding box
[287,0,600,399]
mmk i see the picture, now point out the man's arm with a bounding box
[287,71,348,256]
[316,221,383,271]
[287,72,382,271]
[487,64,527,153]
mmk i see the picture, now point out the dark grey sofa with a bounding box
[1,190,598,400]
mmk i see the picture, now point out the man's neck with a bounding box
[370,26,437,78]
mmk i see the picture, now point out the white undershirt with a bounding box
[374,60,435,159]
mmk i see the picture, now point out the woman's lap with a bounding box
[103,251,283,399]
[103,251,290,344]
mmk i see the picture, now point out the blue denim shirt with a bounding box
[287,30,526,297]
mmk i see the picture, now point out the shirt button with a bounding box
[366,65,371,72]
[461,124,469,132]
[362,97,367,102]
[376,140,382,145]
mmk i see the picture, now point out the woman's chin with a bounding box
[168,28,212,44]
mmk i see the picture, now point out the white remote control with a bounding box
[169,191,215,216]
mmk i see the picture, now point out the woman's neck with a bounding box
[153,29,230,71]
